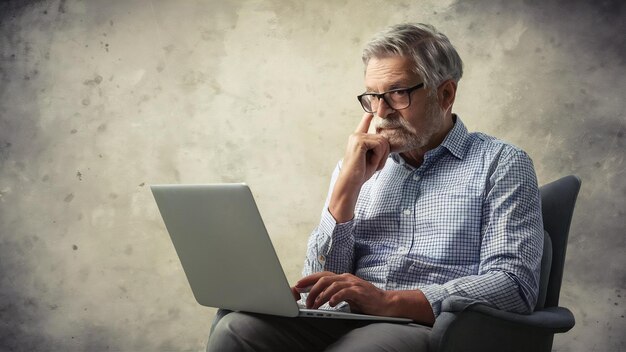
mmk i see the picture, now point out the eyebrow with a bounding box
[365,81,414,93]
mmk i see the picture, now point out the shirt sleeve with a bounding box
[302,161,356,277]
[420,147,544,317]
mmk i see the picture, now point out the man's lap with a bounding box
[207,309,431,352]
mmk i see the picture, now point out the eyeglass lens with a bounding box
[360,91,410,113]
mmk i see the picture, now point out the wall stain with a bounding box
[83,75,103,86]
[57,0,66,14]
[0,142,10,163]
[162,44,175,54]
[23,297,38,309]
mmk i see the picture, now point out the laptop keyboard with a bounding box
[297,299,351,313]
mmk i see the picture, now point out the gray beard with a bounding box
[375,104,443,153]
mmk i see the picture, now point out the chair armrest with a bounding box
[439,295,575,332]
[429,296,575,352]
[461,305,575,332]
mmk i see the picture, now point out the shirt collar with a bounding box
[440,114,470,160]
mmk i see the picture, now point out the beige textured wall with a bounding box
[0,0,624,351]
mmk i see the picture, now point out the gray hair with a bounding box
[362,23,463,90]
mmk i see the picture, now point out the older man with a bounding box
[207,23,543,352]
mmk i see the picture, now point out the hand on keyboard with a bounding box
[297,297,351,312]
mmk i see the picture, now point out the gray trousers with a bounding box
[207,309,431,352]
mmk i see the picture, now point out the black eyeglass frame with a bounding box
[356,82,425,113]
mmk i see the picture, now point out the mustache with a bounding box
[375,118,406,130]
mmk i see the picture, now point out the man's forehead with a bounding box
[364,56,420,90]
[364,76,415,91]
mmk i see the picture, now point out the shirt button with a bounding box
[398,246,408,254]
[413,174,421,181]
[403,209,411,216]
[318,255,326,263]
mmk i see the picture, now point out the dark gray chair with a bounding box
[429,175,581,352]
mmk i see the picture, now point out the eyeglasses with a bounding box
[357,83,425,113]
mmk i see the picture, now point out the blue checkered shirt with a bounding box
[303,116,543,317]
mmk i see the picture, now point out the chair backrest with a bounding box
[538,175,581,308]
[535,230,552,310]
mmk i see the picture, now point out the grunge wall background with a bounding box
[0,0,624,350]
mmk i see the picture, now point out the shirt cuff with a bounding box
[314,207,355,270]
[318,207,354,251]
[419,284,447,317]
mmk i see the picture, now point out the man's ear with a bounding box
[437,80,457,112]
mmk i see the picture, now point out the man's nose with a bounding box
[376,98,395,119]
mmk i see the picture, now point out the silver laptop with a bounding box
[151,183,412,323]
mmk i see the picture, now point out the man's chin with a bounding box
[386,138,417,153]
[388,143,414,154]
[377,130,419,153]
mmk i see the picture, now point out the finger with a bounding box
[296,272,333,308]
[360,134,388,154]
[290,286,301,301]
[328,286,358,308]
[294,285,313,294]
[345,299,360,313]
[306,275,338,308]
[375,140,390,171]
[354,113,374,134]
[312,281,351,309]
[365,137,390,170]
[296,271,333,289]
